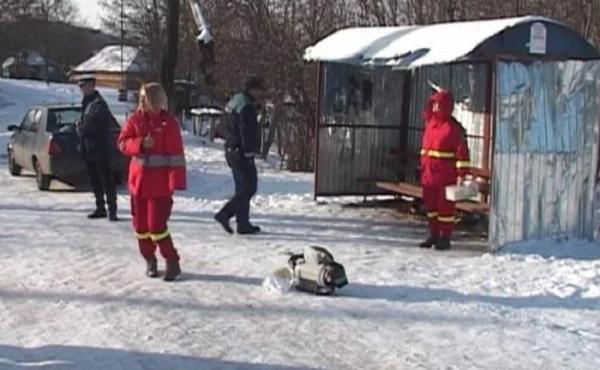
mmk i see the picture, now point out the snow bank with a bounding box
[0,78,133,155]
[0,78,133,131]
[501,238,600,261]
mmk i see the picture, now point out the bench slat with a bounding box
[377,181,490,214]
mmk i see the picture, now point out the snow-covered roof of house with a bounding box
[190,107,223,116]
[2,57,16,69]
[304,16,598,68]
[3,51,50,68]
[73,45,149,73]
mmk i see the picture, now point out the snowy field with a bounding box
[0,78,599,370]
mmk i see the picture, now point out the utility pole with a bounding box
[121,0,124,89]
[119,0,127,102]
[161,0,181,112]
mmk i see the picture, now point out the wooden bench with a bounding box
[376,181,490,215]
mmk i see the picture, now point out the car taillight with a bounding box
[48,137,62,155]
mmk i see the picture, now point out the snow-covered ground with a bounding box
[1,79,600,370]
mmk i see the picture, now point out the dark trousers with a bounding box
[219,150,257,226]
[86,160,117,213]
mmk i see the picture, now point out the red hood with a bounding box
[424,90,454,121]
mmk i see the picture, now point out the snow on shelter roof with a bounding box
[73,45,149,73]
[304,16,564,68]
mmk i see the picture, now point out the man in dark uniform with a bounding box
[77,74,118,221]
[214,77,265,234]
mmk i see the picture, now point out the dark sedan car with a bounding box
[6,105,128,190]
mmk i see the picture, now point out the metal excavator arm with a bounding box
[186,0,215,89]
[187,0,213,45]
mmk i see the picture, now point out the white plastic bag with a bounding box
[445,181,479,201]
[263,267,295,295]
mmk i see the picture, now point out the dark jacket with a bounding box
[79,91,113,162]
[224,92,260,156]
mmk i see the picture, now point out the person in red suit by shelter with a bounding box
[419,89,471,251]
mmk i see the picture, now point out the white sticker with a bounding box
[530,22,547,54]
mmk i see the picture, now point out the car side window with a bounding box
[30,110,43,132]
[20,110,35,131]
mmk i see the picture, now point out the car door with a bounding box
[21,109,42,170]
[13,109,34,167]
[29,109,45,165]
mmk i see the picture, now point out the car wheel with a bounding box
[8,149,21,176]
[34,159,51,191]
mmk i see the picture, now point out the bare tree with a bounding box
[356,0,408,25]
[35,0,78,23]
[101,0,168,77]
[161,0,181,111]
[0,0,76,22]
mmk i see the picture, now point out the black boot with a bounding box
[108,208,118,222]
[419,234,439,249]
[214,212,233,234]
[145,256,158,278]
[237,223,261,235]
[435,236,452,251]
[87,208,107,219]
[163,259,181,282]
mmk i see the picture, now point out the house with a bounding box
[1,50,65,82]
[70,45,150,90]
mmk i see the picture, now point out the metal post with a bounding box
[399,71,413,182]
[483,61,494,176]
[482,60,497,205]
[121,0,125,92]
[314,63,323,200]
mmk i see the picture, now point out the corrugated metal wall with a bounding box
[490,60,600,250]
[316,64,404,195]
[316,62,492,196]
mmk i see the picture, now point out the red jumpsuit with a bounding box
[421,90,470,237]
[118,110,186,262]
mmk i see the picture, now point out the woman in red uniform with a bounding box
[419,90,470,251]
[118,82,186,281]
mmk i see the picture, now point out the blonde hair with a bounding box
[138,82,168,113]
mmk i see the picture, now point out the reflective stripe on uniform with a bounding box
[168,155,186,167]
[150,229,170,241]
[136,231,151,240]
[438,215,456,223]
[133,155,186,168]
[427,212,438,219]
[420,149,455,159]
[456,160,471,168]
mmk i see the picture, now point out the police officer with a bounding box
[215,77,265,234]
[77,74,118,221]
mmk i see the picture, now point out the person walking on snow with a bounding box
[419,89,471,251]
[77,74,118,221]
[118,83,186,281]
[214,77,265,235]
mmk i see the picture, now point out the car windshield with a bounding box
[46,108,81,133]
